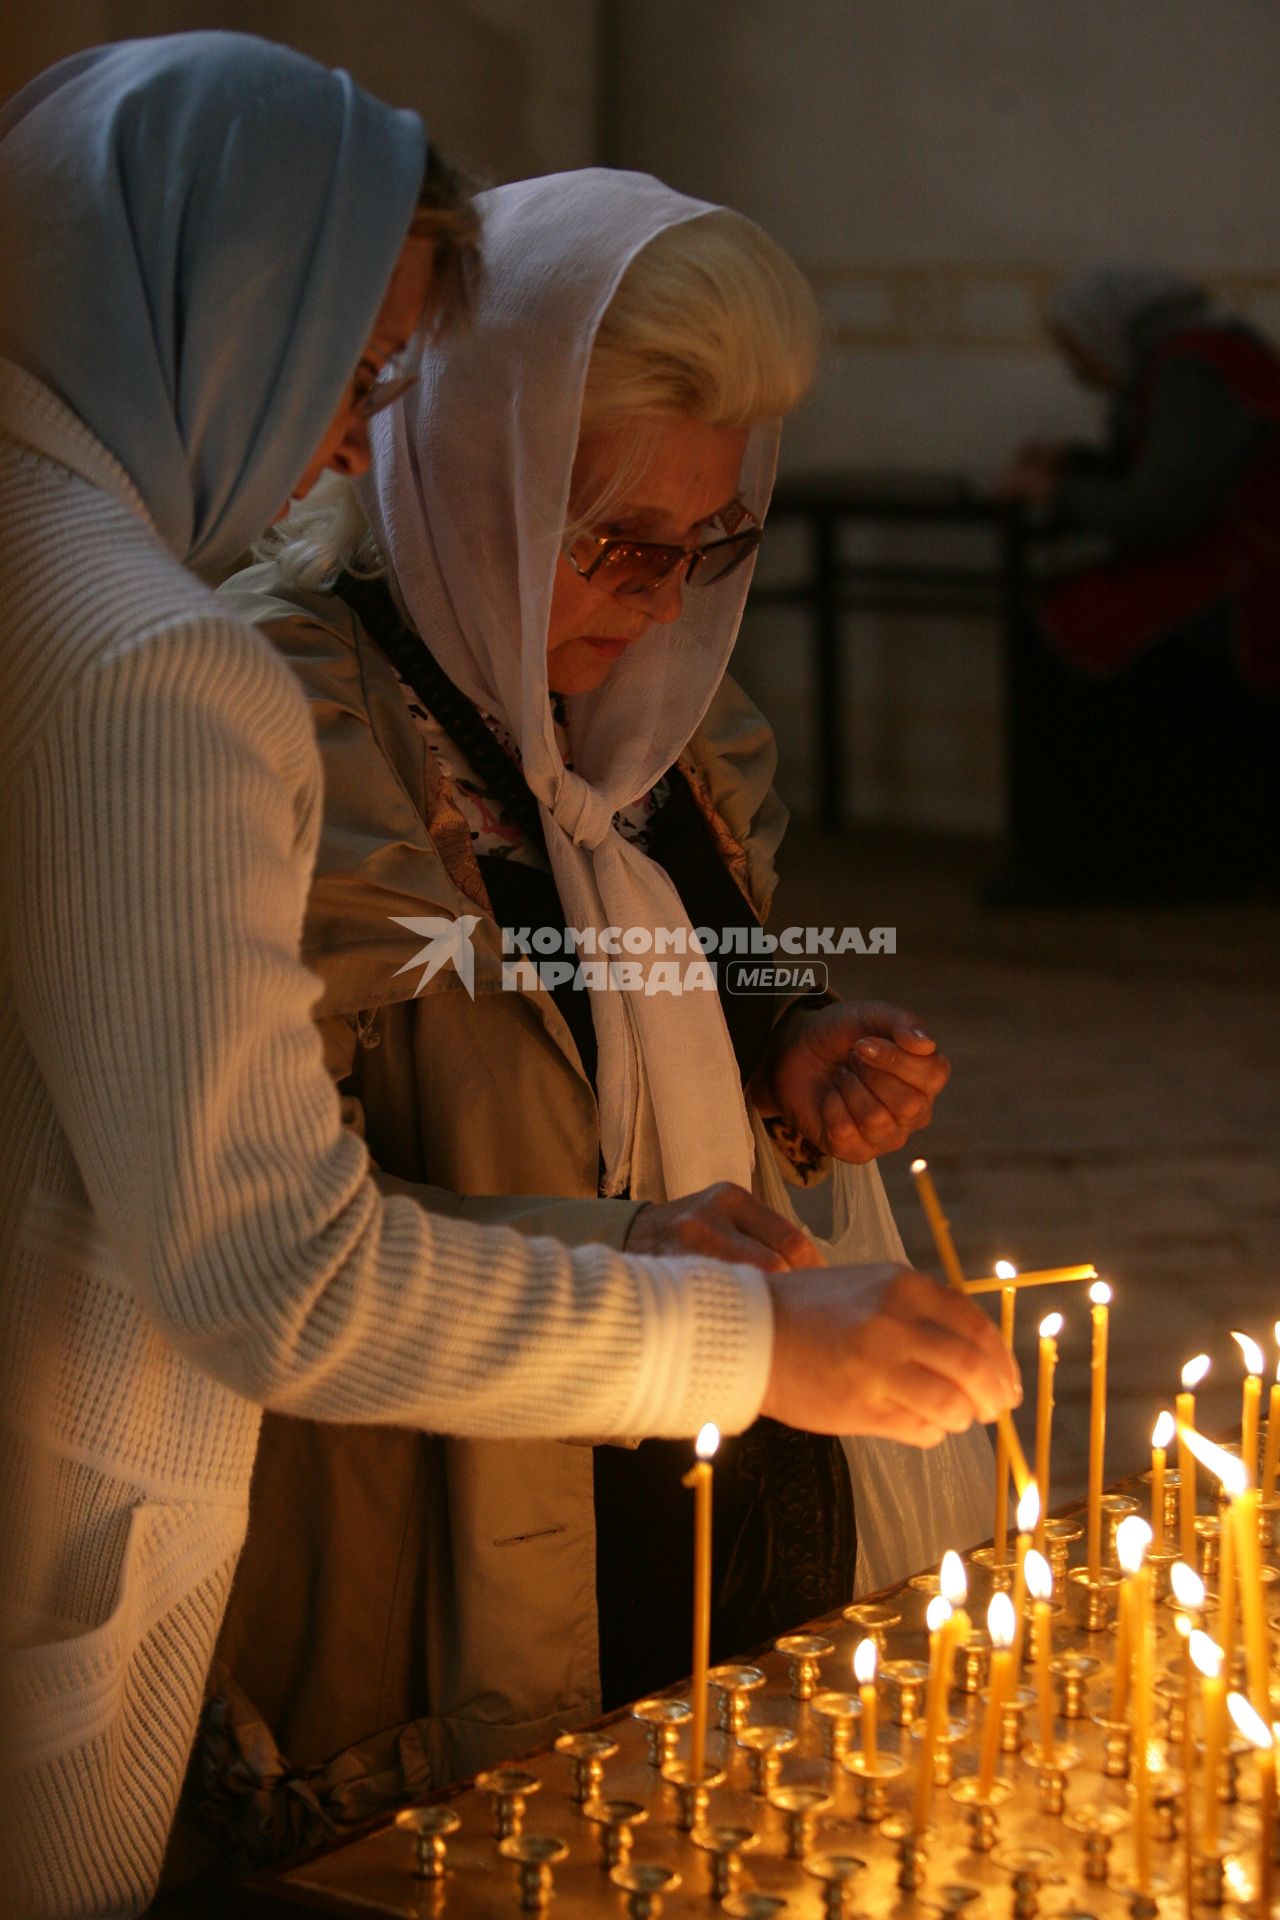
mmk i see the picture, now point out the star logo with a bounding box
[390,915,481,999]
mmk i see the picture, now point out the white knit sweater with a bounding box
[0,362,773,1919]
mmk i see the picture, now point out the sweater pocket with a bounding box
[3,1499,245,1920]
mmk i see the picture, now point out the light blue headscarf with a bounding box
[0,32,425,572]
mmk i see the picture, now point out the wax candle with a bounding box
[1010,1482,1039,1673]
[1177,1354,1211,1564]
[854,1637,878,1761]
[1117,1519,1154,1897]
[1086,1281,1111,1581]
[1033,1313,1062,1555]
[964,1264,1097,1296]
[1190,1629,1226,1850]
[1181,1426,1270,1718]
[1170,1564,1205,1920]
[682,1422,718,1780]
[977,1591,1017,1796]
[993,1264,1018,1570]
[1227,1693,1275,1920]
[1218,1476,1237,1675]
[911,1552,970,1831]
[1024,1549,1056,1762]
[1233,1330,1265,1481]
[1149,1409,1174,1553]
[1262,1338,1280,1504]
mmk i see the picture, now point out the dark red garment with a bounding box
[1042,327,1280,691]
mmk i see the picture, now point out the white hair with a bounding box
[261,206,820,590]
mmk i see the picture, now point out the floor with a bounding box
[772,823,1280,1503]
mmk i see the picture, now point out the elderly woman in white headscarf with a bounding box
[194,170,996,1866]
[993,263,1280,904]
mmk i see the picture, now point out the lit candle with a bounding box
[992,1262,1018,1570]
[1149,1409,1174,1553]
[1218,1468,1237,1676]
[1170,1563,1205,1920]
[1110,1552,1132,1721]
[1189,1630,1226,1851]
[963,1263,1097,1296]
[1024,1548,1056,1763]
[1226,1693,1275,1919]
[1181,1426,1270,1719]
[1010,1482,1040,1674]
[682,1422,718,1780]
[977,1591,1017,1796]
[1117,1517,1154,1896]
[1233,1330,1265,1481]
[1085,1281,1111,1582]
[854,1636,878,1762]
[1033,1313,1062,1555]
[1262,1332,1280,1504]
[911,1552,970,1831]
[1177,1354,1211,1564]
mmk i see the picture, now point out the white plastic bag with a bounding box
[751,1110,994,1599]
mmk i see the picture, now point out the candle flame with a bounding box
[1188,1629,1223,1680]
[1024,1548,1052,1601]
[1274,1318,1280,1350]
[1151,1409,1175,1451]
[940,1549,968,1605]
[926,1595,952,1633]
[910,1158,928,1175]
[1179,1425,1248,1498]
[987,1590,1016,1650]
[1181,1353,1210,1390]
[1175,1612,1192,1641]
[1232,1330,1265,1377]
[1017,1483,1040,1533]
[1170,1561,1206,1611]
[694,1422,720,1460]
[853,1637,878,1686]
[1038,1311,1063,1340]
[994,1260,1018,1282]
[1227,1691,1274,1751]
[1116,1514,1152,1573]
[1089,1280,1111,1307]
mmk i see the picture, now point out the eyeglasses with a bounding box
[352,341,421,420]
[564,510,763,598]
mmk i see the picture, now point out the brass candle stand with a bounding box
[394,1806,460,1880]
[661,1758,724,1832]
[692,1822,758,1900]
[475,1767,541,1841]
[1021,1740,1084,1816]
[842,1748,906,1822]
[840,1600,900,1654]
[708,1663,766,1738]
[552,1729,616,1806]
[736,1724,796,1798]
[881,1656,930,1726]
[804,1850,869,1920]
[958,1629,991,1696]
[768,1782,832,1859]
[631,1697,690,1770]
[582,1798,647,1870]
[775,1631,832,1701]
[498,1834,568,1912]
[811,1688,860,1760]
[949,1776,1013,1852]
[1068,1565,1123,1632]
[1050,1649,1099,1720]
[611,1862,680,1920]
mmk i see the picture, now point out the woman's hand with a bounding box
[750,1000,950,1164]
[626,1182,825,1272]
[761,1264,1022,1444]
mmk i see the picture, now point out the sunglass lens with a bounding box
[691,529,761,586]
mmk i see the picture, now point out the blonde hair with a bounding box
[263,206,820,588]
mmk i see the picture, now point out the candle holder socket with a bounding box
[1150,1769,1185,1843]
[769,1783,833,1860]
[554,1728,617,1806]
[1258,1494,1279,1553]
[1043,1519,1083,1593]
[1067,1567,1122,1633]
[958,1631,992,1696]
[775,1632,833,1702]
[842,1749,906,1823]
[499,1834,569,1912]
[475,1767,541,1841]
[394,1805,460,1880]
[1021,1741,1083,1816]
[881,1814,929,1894]
[969,1543,1015,1592]
[1140,1465,1181,1543]
[708,1664,766,1738]
[840,1601,900,1655]
[661,1759,725,1832]
[1100,1495,1141,1566]
[812,1690,860,1761]
[693,1823,759,1901]
[1194,1515,1221,1587]
[611,1863,680,1920]
[1091,1714,1132,1779]
[1193,1843,1232,1909]
[737,1724,796,1798]
[908,1568,943,1597]
[722,1898,788,1920]
[804,1851,869,1920]
[997,1684,1035,1754]
[1144,1549,1177,1603]
[992,1843,1059,1920]
[1154,1672,1188,1747]
[632,1697,691,1771]
[881,1657,930,1726]
[1063,1802,1130,1883]
[584,1798,648,1871]
[949,1777,1012,1853]
[910,1715,966,1789]
[1049,1651,1099,1721]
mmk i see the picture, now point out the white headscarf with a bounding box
[1047,263,1211,387]
[361,170,781,1202]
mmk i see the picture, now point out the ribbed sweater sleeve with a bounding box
[12,615,773,1441]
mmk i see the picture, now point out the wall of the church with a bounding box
[607,0,1280,832]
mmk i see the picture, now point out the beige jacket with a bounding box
[218,562,798,1774]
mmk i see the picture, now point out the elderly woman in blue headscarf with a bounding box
[993,264,1280,904]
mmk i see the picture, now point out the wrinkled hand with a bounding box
[761,1264,1022,1446]
[750,1001,950,1164]
[626,1182,825,1272]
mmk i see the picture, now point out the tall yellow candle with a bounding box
[1218,1481,1237,1676]
[1085,1281,1111,1581]
[964,1264,1097,1296]
[993,1266,1017,1569]
[682,1422,718,1781]
[911,1552,970,1832]
[1024,1549,1056,1762]
[1177,1354,1211,1564]
[1181,1426,1270,1718]
[854,1637,878,1762]
[1190,1630,1226,1850]
[1117,1520,1154,1897]
[1110,1561,1133,1721]
[1262,1344,1280,1503]
[1010,1482,1039,1674]
[1170,1563,1205,1920]
[1227,1693,1275,1920]
[1233,1331,1265,1480]
[1034,1313,1062,1555]
[1149,1410,1174,1554]
[977,1591,1017,1796]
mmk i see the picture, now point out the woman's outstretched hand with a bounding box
[626,1182,825,1272]
[749,1000,950,1164]
[761,1264,1022,1445]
